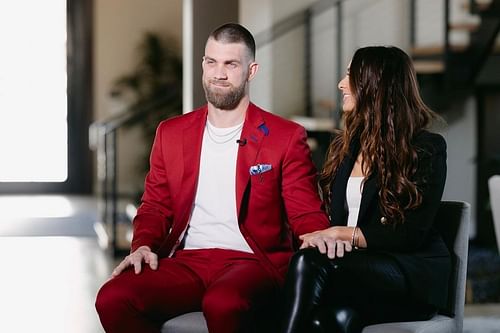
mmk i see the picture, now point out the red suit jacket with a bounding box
[131,102,330,283]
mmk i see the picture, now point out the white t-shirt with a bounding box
[346,176,364,227]
[183,120,253,253]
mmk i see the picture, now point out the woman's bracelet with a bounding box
[351,226,360,248]
[351,226,357,247]
[354,227,359,248]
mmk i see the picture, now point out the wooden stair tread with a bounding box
[412,42,500,57]
[411,45,468,56]
[462,1,492,11]
[413,60,445,74]
[449,22,480,31]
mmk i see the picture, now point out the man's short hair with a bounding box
[208,23,256,60]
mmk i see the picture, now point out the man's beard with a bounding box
[203,79,246,110]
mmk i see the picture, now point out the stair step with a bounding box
[462,0,492,12]
[411,45,468,57]
[413,42,500,57]
[413,60,445,74]
[449,22,480,32]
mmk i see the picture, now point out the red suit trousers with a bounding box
[95,248,279,333]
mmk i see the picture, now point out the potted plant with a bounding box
[110,32,183,188]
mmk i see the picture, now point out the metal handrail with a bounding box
[90,90,180,256]
[409,0,451,61]
[254,0,346,47]
[90,91,179,137]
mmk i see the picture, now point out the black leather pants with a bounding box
[281,248,436,333]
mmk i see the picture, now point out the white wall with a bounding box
[439,97,478,237]
[240,0,316,116]
[239,0,273,111]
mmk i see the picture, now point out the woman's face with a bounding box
[338,66,355,113]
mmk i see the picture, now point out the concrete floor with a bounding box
[0,237,110,333]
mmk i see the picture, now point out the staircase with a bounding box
[411,0,500,110]
[411,0,500,247]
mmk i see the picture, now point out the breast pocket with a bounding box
[250,167,278,183]
[250,168,281,205]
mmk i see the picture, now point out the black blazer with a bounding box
[329,130,450,310]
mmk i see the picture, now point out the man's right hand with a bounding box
[111,245,158,277]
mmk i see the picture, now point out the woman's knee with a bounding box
[289,248,329,274]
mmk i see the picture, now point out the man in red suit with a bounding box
[96,23,329,333]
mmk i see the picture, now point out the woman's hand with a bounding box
[299,227,353,259]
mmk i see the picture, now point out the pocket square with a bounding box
[249,164,272,175]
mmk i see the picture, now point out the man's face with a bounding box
[202,38,255,110]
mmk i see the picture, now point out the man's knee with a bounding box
[95,277,140,319]
[96,280,123,317]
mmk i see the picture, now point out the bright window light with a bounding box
[0,195,73,219]
[0,0,67,182]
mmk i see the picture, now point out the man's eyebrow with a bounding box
[204,56,241,64]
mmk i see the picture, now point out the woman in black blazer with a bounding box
[281,46,449,333]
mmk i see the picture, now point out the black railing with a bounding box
[409,0,451,64]
[89,93,180,257]
[410,0,500,86]
[90,110,131,256]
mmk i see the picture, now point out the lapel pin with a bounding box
[258,124,269,136]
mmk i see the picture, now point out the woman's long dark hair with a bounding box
[320,46,439,224]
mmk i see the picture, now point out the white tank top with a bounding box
[346,176,364,227]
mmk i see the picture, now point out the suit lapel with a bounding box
[179,107,207,222]
[329,137,378,226]
[235,103,265,217]
[357,174,378,225]
[329,145,356,226]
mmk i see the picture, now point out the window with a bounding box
[0,1,67,182]
[0,0,92,193]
